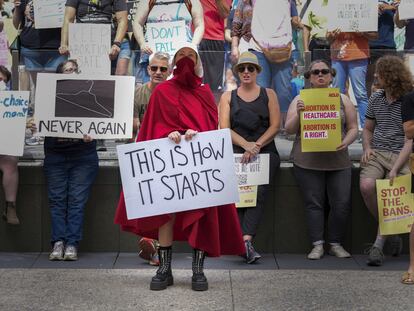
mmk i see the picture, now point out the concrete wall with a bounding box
[0,164,409,254]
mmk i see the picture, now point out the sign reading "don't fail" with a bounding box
[117,129,239,220]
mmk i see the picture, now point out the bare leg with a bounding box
[360,177,386,247]
[158,214,176,247]
[115,58,130,76]
[409,224,414,274]
[0,156,19,202]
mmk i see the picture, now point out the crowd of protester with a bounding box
[0,0,414,288]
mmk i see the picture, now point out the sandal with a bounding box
[401,272,414,285]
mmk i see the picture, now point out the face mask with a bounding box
[173,57,201,88]
[0,81,7,91]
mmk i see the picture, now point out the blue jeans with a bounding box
[44,151,99,247]
[332,59,369,128]
[20,47,67,72]
[250,50,293,113]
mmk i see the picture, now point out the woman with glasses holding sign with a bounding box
[285,59,358,260]
[115,42,245,291]
[218,51,280,264]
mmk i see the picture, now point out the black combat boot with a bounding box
[191,249,208,291]
[150,246,173,290]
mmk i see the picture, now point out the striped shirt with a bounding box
[365,90,405,152]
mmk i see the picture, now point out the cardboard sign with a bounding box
[117,129,239,220]
[0,31,9,67]
[300,88,342,152]
[0,91,30,156]
[399,0,414,20]
[146,20,187,57]
[69,23,111,75]
[34,73,135,139]
[127,0,140,32]
[406,54,414,77]
[236,185,258,208]
[328,0,378,32]
[33,0,65,29]
[377,174,414,235]
[234,154,270,186]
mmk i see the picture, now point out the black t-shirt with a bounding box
[66,0,127,40]
[44,137,97,156]
[18,0,61,49]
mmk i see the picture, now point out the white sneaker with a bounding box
[307,244,324,260]
[63,245,78,261]
[329,245,351,258]
[49,241,64,261]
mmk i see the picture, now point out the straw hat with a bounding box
[233,51,262,73]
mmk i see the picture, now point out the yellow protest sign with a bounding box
[300,88,341,152]
[236,185,258,208]
[377,174,414,235]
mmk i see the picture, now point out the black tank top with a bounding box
[230,87,277,154]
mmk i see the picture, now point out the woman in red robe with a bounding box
[115,42,245,291]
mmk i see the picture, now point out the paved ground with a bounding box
[0,252,412,311]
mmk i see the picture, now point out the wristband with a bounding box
[112,41,121,48]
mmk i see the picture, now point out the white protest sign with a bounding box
[0,31,9,67]
[33,0,65,29]
[34,73,135,139]
[234,154,269,186]
[146,20,187,57]
[409,54,414,76]
[399,0,414,20]
[117,129,239,220]
[0,91,30,156]
[328,0,378,32]
[69,23,111,75]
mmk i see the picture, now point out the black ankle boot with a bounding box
[150,246,173,290]
[191,249,208,291]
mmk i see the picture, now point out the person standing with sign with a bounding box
[285,59,358,260]
[401,89,414,285]
[218,51,280,264]
[360,55,413,267]
[0,66,20,225]
[132,0,204,84]
[59,0,128,73]
[115,42,244,291]
[44,60,99,261]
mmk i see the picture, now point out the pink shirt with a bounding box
[200,0,232,40]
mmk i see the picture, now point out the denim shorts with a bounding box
[118,40,131,60]
[20,47,67,72]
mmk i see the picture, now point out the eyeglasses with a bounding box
[150,66,169,73]
[237,65,256,73]
[310,69,330,75]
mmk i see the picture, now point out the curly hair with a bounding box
[375,55,413,99]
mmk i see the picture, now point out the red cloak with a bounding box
[114,58,245,257]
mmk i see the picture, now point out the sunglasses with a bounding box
[310,69,330,75]
[237,65,256,73]
[150,66,168,73]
